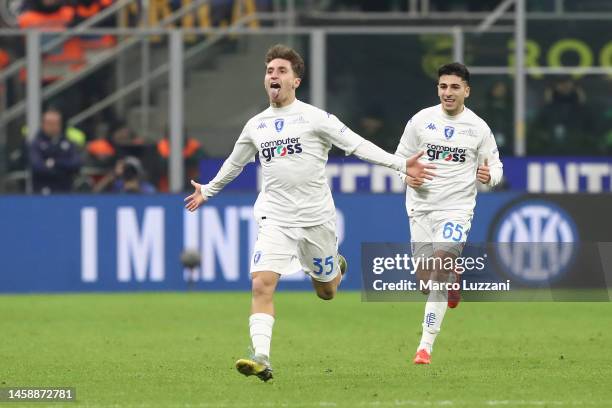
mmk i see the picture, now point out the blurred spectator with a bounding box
[154,133,205,192]
[86,121,141,167]
[86,121,147,188]
[529,77,595,155]
[483,80,512,156]
[29,107,82,194]
[6,118,84,192]
[93,156,156,193]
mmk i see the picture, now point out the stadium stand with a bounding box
[1,0,611,194]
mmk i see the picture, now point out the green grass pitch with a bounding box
[1,292,611,407]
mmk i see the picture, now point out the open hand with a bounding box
[404,151,436,187]
[184,180,207,212]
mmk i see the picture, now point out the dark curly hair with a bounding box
[438,62,470,84]
[265,44,305,79]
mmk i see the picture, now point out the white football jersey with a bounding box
[202,99,367,227]
[395,104,503,214]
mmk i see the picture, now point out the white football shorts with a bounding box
[409,209,473,258]
[250,218,340,283]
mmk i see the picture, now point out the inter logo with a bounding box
[492,200,578,283]
[444,126,455,140]
[274,119,284,133]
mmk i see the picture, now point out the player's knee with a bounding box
[316,290,335,300]
[252,276,273,298]
[317,292,336,300]
[432,266,451,283]
[416,267,431,282]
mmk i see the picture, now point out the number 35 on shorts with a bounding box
[312,256,334,276]
[441,221,469,242]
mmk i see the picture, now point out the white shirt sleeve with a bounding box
[353,140,406,173]
[394,118,420,181]
[200,125,258,198]
[395,118,419,158]
[314,111,363,155]
[315,110,405,172]
[478,129,503,187]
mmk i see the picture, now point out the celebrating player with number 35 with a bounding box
[184,44,436,380]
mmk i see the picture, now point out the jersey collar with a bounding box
[270,99,299,114]
[439,104,468,121]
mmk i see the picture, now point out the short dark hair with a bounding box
[438,62,470,84]
[43,106,63,117]
[265,44,305,79]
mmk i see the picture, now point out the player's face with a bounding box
[437,74,470,116]
[264,58,301,107]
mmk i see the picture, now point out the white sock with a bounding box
[249,313,275,358]
[418,289,448,353]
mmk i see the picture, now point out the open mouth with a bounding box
[270,82,281,98]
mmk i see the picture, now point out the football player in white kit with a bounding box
[184,44,436,381]
[395,63,503,364]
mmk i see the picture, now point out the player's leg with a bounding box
[236,270,279,381]
[250,270,280,355]
[410,212,435,294]
[298,220,345,300]
[409,212,438,364]
[236,223,297,381]
[415,248,455,364]
[433,213,471,309]
[414,212,472,364]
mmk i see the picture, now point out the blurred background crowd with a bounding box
[1,0,611,194]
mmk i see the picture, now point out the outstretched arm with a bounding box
[352,140,435,180]
[184,127,257,211]
[315,110,435,179]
